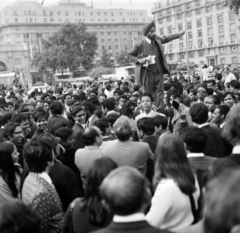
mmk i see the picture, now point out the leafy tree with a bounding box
[116,50,134,67]
[33,23,98,76]
[98,48,115,68]
[225,0,240,14]
[88,66,115,79]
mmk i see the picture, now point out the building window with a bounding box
[114,32,117,36]
[167,9,171,14]
[108,32,111,36]
[177,6,182,12]
[166,0,170,6]
[187,22,192,30]
[219,25,224,33]
[44,18,47,23]
[108,39,111,42]
[101,32,104,35]
[177,13,182,20]
[97,12,100,16]
[13,10,17,16]
[231,34,236,42]
[229,13,235,21]
[158,18,163,24]
[189,41,193,49]
[196,9,201,15]
[158,12,162,17]
[232,57,238,64]
[198,30,202,37]
[179,53,185,59]
[186,3,191,9]
[43,11,46,16]
[168,26,172,33]
[104,12,107,16]
[188,32,192,39]
[29,18,33,23]
[109,46,111,50]
[51,18,54,22]
[169,54,173,61]
[186,11,192,18]
[197,20,202,28]
[216,2,223,10]
[217,15,223,23]
[28,11,31,15]
[208,38,213,46]
[115,39,118,42]
[58,19,61,22]
[206,5,212,13]
[58,12,61,16]
[15,58,22,65]
[169,44,173,52]
[102,46,105,50]
[207,17,212,25]
[179,42,184,51]
[220,58,226,64]
[219,35,224,45]
[50,11,53,16]
[78,12,81,16]
[14,18,18,23]
[116,45,118,49]
[189,51,194,58]
[230,23,235,31]
[198,39,203,48]
[178,24,183,32]
[160,28,164,35]
[198,50,203,57]
[207,28,213,36]
[111,12,114,16]
[167,16,172,22]
[90,12,93,16]
[65,12,68,16]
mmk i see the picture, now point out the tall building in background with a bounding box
[152,0,240,69]
[0,0,150,85]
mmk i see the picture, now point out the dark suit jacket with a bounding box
[91,220,171,233]
[128,33,182,86]
[142,135,159,154]
[72,123,85,149]
[47,115,69,133]
[228,154,240,166]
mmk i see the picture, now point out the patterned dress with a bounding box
[22,173,64,233]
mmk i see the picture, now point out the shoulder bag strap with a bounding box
[189,194,198,225]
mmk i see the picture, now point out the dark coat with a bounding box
[128,33,182,86]
[72,123,85,149]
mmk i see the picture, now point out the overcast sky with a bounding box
[0,0,155,16]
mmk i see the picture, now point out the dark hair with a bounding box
[190,103,209,124]
[153,115,168,130]
[222,92,235,100]
[0,200,40,233]
[120,104,133,118]
[113,116,132,141]
[30,91,35,98]
[23,138,53,173]
[230,80,240,89]
[137,117,155,135]
[102,99,115,111]
[49,101,64,115]
[207,80,216,86]
[11,113,29,124]
[3,122,20,140]
[0,142,20,197]
[18,103,35,114]
[0,113,13,127]
[215,73,222,81]
[71,105,84,117]
[83,127,99,146]
[154,135,196,195]
[119,95,128,101]
[83,102,96,114]
[54,127,73,142]
[181,126,207,153]
[82,157,117,226]
[208,95,220,105]
[33,110,48,122]
[41,93,50,101]
[93,119,109,135]
[141,92,153,102]
[63,93,72,100]
[105,113,120,127]
[217,105,230,117]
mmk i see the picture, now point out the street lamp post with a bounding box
[183,0,190,74]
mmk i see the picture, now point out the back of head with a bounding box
[205,170,240,233]
[137,117,155,136]
[50,101,64,115]
[93,119,109,135]
[113,116,132,141]
[181,126,207,153]
[153,115,168,130]
[0,200,40,233]
[102,99,115,111]
[190,103,208,124]
[100,166,150,216]
[105,113,120,128]
[83,127,99,146]
[54,127,73,141]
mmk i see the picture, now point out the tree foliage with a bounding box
[33,23,98,74]
[116,50,134,67]
[88,66,115,78]
[98,48,115,68]
[225,0,240,14]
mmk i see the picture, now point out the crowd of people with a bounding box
[0,65,240,233]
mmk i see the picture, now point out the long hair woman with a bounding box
[63,157,118,233]
[0,141,21,202]
[146,135,200,231]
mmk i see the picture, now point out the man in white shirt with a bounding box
[224,67,236,86]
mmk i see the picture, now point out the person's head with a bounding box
[7,102,15,114]
[129,94,138,106]
[11,113,30,130]
[154,135,196,194]
[120,103,133,119]
[222,104,240,146]
[181,126,207,153]
[204,95,220,112]
[98,93,107,103]
[54,127,73,149]
[182,79,188,88]
[204,170,240,233]
[229,80,240,92]
[190,103,209,124]
[100,166,151,216]
[0,112,13,127]
[19,103,35,114]
[3,122,24,144]
[153,115,168,135]
[215,72,222,81]
[223,92,235,108]
[105,113,120,129]
[93,119,110,136]
[84,157,117,225]
[41,93,50,101]
[225,67,230,75]
[83,126,103,146]
[211,105,230,125]
[193,76,200,84]
[113,90,121,102]
[83,102,96,118]
[63,94,72,105]
[143,21,156,40]
[207,80,216,89]
[119,95,128,107]
[23,138,54,173]
[170,93,181,106]
[137,117,155,139]
[141,93,153,112]
[234,91,240,104]
[33,110,48,131]
[43,100,50,112]
[0,200,40,233]
[0,142,19,197]
[50,101,64,115]
[71,105,86,124]
[113,116,132,141]
[35,100,43,109]
[197,85,208,100]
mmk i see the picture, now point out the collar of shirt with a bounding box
[187,153,205,158]
[38,172,53,186]
[76,121,86,128]
[232,145,240,154]
[196,122,209,128]
[220,122,226,128]
[88,114,94,124]
[113,213,145,223]
[58,143,66,154]
[142,110,154,116]
[145,37,151,44]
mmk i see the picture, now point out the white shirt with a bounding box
[38,172,53,186]
[224,72,236,85]
[232,145,240,154]
[114,213,145,223]
[187,153,204,158]
[145,37,151,44]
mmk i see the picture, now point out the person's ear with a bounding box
[230,225,240,233]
